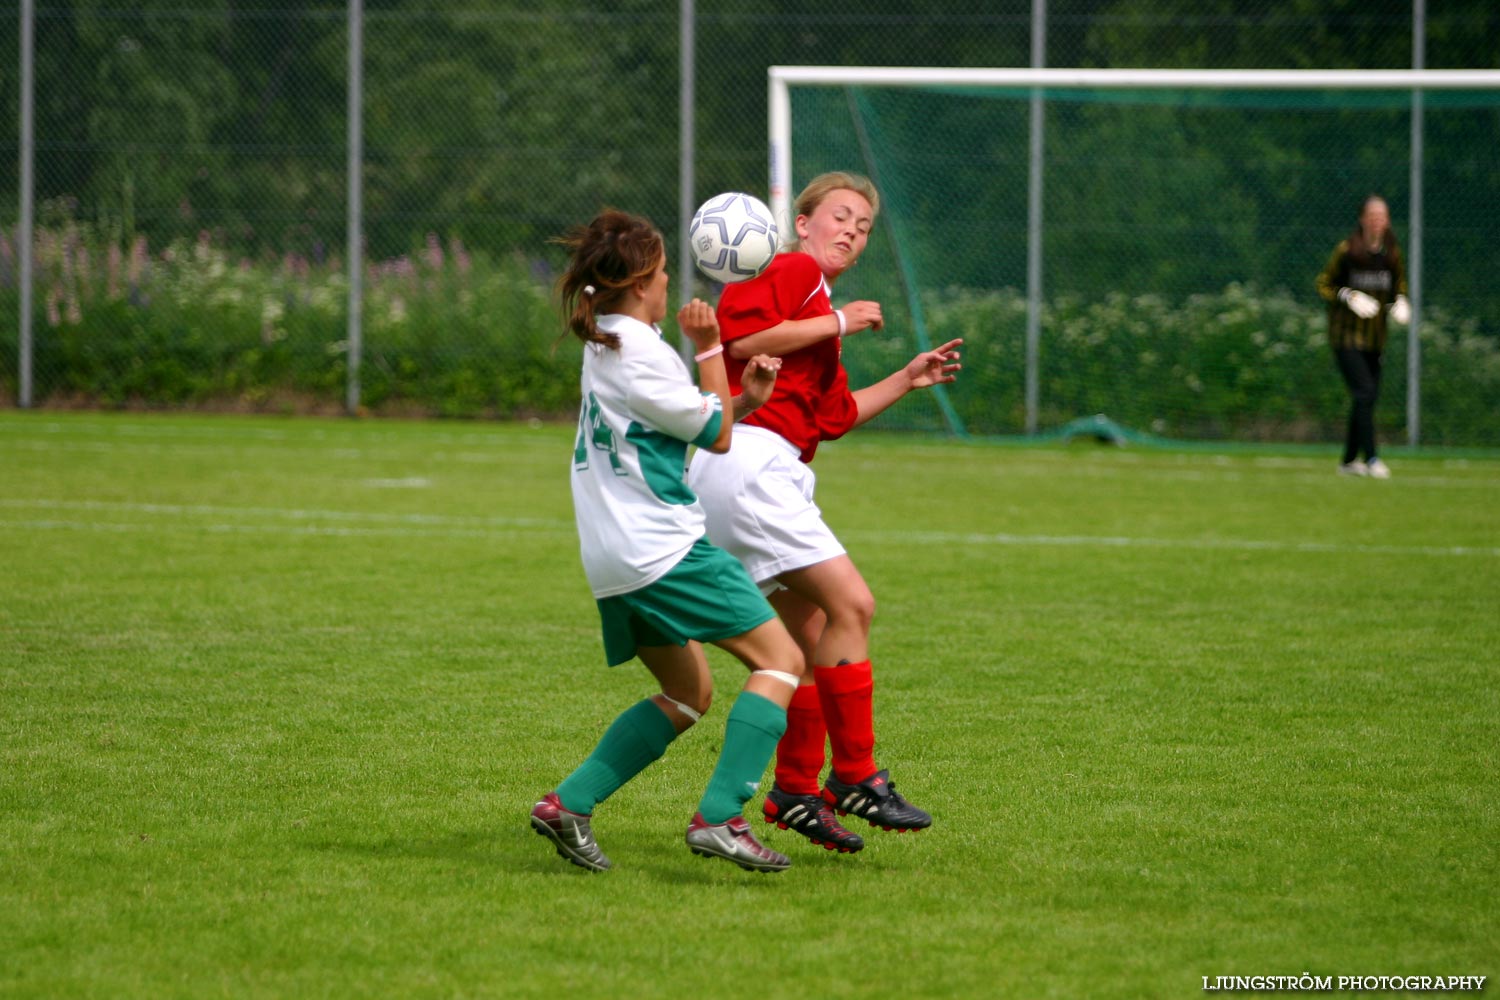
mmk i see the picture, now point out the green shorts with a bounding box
[596,537,777,666]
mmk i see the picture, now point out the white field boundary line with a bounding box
[842,530,1500,559]
[0,418,531,445]
[7,434,1499,488]
[0,519,569,539]
[0,498,566,530]
[2,500,1494,557]
[0,437,516,465]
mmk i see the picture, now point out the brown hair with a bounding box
[786,171,880,251]
[1347,194,1402,268]
[553,210,665,349]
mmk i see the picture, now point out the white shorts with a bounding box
[687,425,846,595]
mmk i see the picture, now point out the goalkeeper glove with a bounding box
[1389,294,1411,325]
[1339,287,1380,319]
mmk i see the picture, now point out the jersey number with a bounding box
[573,392,625,475]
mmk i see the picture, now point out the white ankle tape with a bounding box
[754,670,800,690]
[660,695,701,722]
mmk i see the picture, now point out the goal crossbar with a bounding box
[770,67,1500,90]
[768,67,1500,218]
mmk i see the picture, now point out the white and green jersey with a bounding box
[571,313,724,598]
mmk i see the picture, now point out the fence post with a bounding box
[1406,0,1425,447]
[1024,0,1047,435]
[678,0,696,365]
[346,0,364,415]
[18,0,34,408]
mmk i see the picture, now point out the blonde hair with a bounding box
[787,172,880,251]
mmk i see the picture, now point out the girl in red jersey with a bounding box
[686,172,961,853]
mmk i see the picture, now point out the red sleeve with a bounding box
[717,254,824,344]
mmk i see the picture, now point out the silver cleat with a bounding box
[685,813,791,873]
[531,792,611,872]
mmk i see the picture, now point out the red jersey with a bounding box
[716,252,859,464]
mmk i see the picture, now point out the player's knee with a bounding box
[740,632,805,682]
[830,590,876,632]
[787,623,821,664]
[767,626,807,678]
[737,619,805,677]
[752,668,801,692]
[659,688,712,724]
[772,642,806,682]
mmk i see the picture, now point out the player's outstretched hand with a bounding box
[740,354,782,410]
[677,298,721,353]
[904,338,962,389]
[839,300,884,335]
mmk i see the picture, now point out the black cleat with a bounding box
[763,785,865,853]
[821,769,932,832]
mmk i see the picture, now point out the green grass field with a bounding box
[2,412,1496,998]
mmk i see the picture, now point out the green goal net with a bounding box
[773,69,1500,447]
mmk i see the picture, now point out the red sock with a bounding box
[773,683,826,795]
[814,660,876,784]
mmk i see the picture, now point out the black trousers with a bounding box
[1334,348,1382,463]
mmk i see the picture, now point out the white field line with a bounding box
[843,529,1500,559]
[0,498,566,531]
[2,499,1494,557]
[836,462,1499,490]
[0,518,560,539]
[1,437,513,465]
[0,419,523,447]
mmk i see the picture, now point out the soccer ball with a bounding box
[689,192,780,283]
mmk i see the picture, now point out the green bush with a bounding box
[2,225,1497,444]
[914,284,1500,446]
[0,224,573,418]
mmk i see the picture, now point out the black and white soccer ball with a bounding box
[688,192,780,283]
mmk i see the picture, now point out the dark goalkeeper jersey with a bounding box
[1316,239,1407,352]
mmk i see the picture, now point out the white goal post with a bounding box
[767,67,1500,442]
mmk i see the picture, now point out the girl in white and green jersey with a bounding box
[529,209,804,874]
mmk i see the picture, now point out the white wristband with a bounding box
[835,309,847,337]
[694,344,723,363]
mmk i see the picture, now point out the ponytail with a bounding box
[559,277,616,350]
[554,210,665,350]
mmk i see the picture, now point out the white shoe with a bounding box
[1366,457,1391,479]
[1338,460,1368,477]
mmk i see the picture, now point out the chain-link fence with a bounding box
[3,2,1498,441]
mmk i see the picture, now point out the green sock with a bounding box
[696,691,788,824]
[556,699,676,814]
